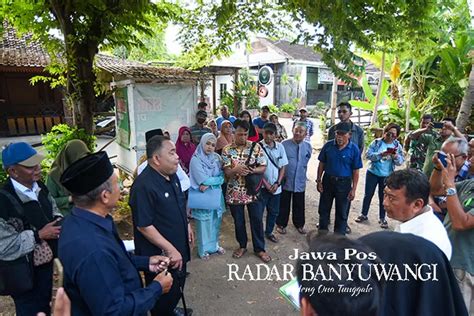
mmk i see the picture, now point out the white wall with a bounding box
[205,74,234,113]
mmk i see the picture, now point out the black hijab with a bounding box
[359,231,467,316]
[239,110,257,138]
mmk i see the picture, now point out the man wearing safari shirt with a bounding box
[317,122,362,235]
[130,135,194,316]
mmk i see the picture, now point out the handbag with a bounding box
[0,189,35,295]
[0,253,34,296]
[244,142,264,196]
[33,240,53,267]
[187,187,222,210]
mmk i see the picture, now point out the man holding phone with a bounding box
[405,114,433,171]
[59,152,173,315]
[408,117,464,177]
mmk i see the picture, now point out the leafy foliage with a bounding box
[0,156,8,186]
[41,124,96,169]
[267,105,279,113]
[280,103,297,113]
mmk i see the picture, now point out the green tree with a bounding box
[2,0,179,133]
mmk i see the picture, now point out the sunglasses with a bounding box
[338,110,349,114]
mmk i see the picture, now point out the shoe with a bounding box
[379,219,388,229]
[355,215,368,223]
[266,234,279,243]
[346,225,352,234]
[174,307,193,316]
[297,227,307,235]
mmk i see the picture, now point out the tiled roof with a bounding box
[263,38,323,63]
[0,23,50,68]
[95,54,201,82]
[0,24,200,81]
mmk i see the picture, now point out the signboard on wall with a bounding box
[115,87,130,148]
[318,68,334,83]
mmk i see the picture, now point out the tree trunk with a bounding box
[456,64,473,133]
[406,61,415,132]
[330,75,338,125]
[371,49,386,125]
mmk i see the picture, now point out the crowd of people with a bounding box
[0,100,472,315]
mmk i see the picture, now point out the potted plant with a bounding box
[279,103,296,118]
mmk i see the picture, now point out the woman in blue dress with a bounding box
[189,133,226,260]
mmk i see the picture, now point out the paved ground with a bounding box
[0,118,394,315]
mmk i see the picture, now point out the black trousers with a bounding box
[145,265,187,316]
[318,175,352,235]
[276,190,305,229]
[12,261,53,316]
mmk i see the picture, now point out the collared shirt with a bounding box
[456,160,473,182]
[260,141,288,195]
[190,123,212,145]
[318,140,362,177]
[216,115,236,129]
[396,206,452,259]
[253,116,269,129]
[222,141,267,204]
[327,120,365,153]
[282,139,312,192]
[444,179,474,275]
[138,161,191,191]
[59,207,162,315]
[11,178,40,201]
[130,166,190,262]
[366,138,405,177]
[293,118,314,142]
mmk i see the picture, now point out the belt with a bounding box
[326,175,352,181]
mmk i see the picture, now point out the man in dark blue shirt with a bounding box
[59,152,172,315]
[130,135,193,316]
[316,122,363,235]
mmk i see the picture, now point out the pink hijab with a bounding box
[175,126,196,172]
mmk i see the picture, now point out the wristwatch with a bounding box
[446,187,457,196]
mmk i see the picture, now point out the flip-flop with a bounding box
[232,248,247,259]
[297,227,307,235]
[216,246,226,255]
[276,225,287,234]
[255,251,272,263]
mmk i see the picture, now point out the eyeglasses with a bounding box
[338,110,349,114]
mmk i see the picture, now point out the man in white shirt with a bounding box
[383,169,452,259]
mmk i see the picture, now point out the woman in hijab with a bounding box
[239,110,259,142]
[207,119,219,137]
[359,231,468,316]
[176,126,196,174]
[46,139,90,215]
[189,133,226,260]
[216,120,233,155]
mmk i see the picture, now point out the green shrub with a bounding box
[0,156,8,186]
[267,104,279,113]
[280,103,297,113]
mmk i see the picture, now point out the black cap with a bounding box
[263,122,277,133]
[196,110,207,117]
[335,121,352,133]
[60,152,114,195]
[145,129,164,143]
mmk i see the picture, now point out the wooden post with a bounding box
[330,75,338,125]
[212,74,217,116]
[406,61,415,132]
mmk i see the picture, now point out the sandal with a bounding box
[255,251,272,263]
[297,227,307,235]
[201,253,210,260]
[266,234,279,243]
[379,219,388,229]
[355,215,368,223]
[276,225,287,234]
[216,246,226,255]
[232,248,247,259]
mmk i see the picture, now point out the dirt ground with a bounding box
[0,119,395,315]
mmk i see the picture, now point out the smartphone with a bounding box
[386,147,396,154]
[54,217,64,227]
[437,151,448,167]
[433,122,444,129]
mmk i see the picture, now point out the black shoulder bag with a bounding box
[0,189,34,296]
[244,142,265,196]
